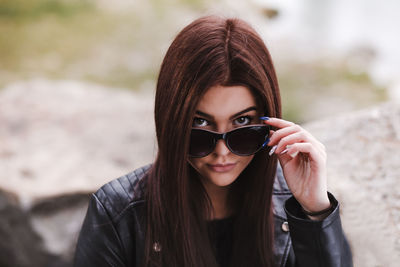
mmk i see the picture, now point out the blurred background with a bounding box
[0,0,399,266]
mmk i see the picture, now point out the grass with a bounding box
[277,59,387,123]
[0,0,388,122]
[0,0,93,19]
[0,0,208,89]
[0,0,102,87]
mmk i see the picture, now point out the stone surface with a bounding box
[30,193,91,261]
[0,189,62,267]
[0,79,156,266]
[0,79,156,207]
[0,79,399,266]
[304,102,400,267]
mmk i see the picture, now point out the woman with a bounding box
[74,16,353,267]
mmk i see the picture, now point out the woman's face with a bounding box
[188,85,261,193]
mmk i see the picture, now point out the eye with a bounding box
[234,116,253,126]
[192,117,209,127]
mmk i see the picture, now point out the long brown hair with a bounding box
[144,15,281,267]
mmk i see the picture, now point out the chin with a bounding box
[189,155,254,189]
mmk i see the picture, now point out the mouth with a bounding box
[207,163,237,173]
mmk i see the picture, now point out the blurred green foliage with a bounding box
[277,60,387,122]
[0,0,207,89]
[0,0,101,87]
[0,0,93,19]
[0,0,387,122]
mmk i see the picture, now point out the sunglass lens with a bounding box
[228,126,268,155]
[189,129,215,157]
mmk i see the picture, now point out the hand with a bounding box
[263,118,330,217]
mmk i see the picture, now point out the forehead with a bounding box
[196,85,257,117]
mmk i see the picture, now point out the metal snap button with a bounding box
[153,242,162,252]
[281,221,289,232]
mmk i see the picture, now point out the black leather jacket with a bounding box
[74,165,353,267]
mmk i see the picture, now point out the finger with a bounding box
[267,122,325,153]
[261,117,296,129]
[276,147,298,167]
[268,124,303,147]
[280,142,326,164]
[274,131,308,154]
[274,130,324,155]
[263,118,326,154]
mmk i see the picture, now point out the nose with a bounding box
[213,139,230,156]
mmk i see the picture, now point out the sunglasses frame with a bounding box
[189,124,270,158]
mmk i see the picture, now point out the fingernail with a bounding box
[262,142,267,148]
[260,116,270,121]
[281,145,292,154]
[269,145,277,156]
[262,138,270,147]
[289,151,299,158]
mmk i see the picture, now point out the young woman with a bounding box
[74,16,353,267]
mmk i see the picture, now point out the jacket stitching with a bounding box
[116,178,131,203]
[280,234,291,267]
[92,193,128,264]
[288,212,339,231]
[108,199,146,223]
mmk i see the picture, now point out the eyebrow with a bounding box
[195,106,258,120]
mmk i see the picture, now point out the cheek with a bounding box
[187,157,205,171]
[241,155,254,168]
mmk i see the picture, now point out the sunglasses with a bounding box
[189,125,270,157]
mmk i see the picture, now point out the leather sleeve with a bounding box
[74,194,128,267]
[284,193,353,267]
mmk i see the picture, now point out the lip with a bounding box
[207,163,237,173]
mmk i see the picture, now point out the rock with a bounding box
[30,193,91,262]
[304,102,400,267]
[1,79,399,266]
[0,79,156,266]
[0,189,60,267]
[0,79,156,206]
